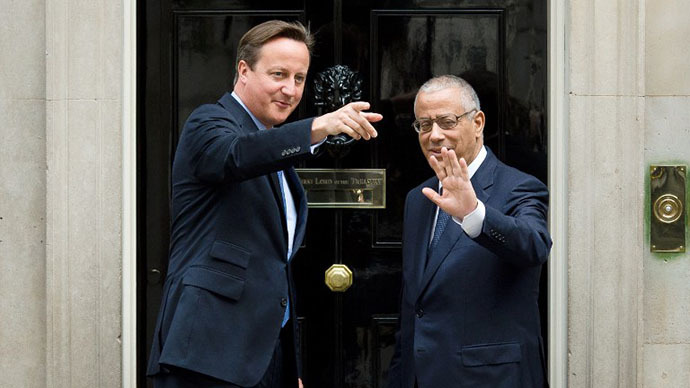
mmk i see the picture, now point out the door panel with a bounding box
[139,1,547,387]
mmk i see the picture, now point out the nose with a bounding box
[281,80,297,97]
[428,122,445,142]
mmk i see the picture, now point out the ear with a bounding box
[237,60,250,84]
[472,110,485,138]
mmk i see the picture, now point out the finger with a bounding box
[441,148,456,177]
[336,121,361,140]
[448,149,467,179]
[440,147,453,178]
[428,155,446,180]
[348,110,378,139]
[342,116,365,139]
[457,157,470,180]
[360,112,383,122]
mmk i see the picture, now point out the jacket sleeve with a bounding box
[179,104,314,184]
[473,176,552,268]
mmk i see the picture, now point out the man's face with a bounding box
[415,87,484,166]
[236,37,310,128]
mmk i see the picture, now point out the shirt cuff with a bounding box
[310,138,326,154]
[452,199,485,238]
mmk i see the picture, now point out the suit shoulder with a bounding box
[494,159,547,191]
[181,102,242,134]
[187,102,233,121]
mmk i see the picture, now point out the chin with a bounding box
[272,111,293,124]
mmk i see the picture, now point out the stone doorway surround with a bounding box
[117,1,571,386]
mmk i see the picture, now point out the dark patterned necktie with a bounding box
[429,208,451,253]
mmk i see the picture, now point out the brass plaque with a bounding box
[650,165,686,253]
[295,168,386,208]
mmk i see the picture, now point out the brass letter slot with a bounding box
[295,168,386,209]
[650,165,686,253]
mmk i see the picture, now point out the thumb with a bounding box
[422,187,442,206]
[348,101,371,112]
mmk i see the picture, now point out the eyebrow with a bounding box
[267,66,306,75]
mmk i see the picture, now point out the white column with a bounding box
[45,0,124,386]
[567,0,645,387]
[0,0,47,386]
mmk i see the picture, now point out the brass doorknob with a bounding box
[324,264,353,292]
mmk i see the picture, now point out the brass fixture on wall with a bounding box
[650,165,686,253]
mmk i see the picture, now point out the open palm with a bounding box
[421,147,478,220]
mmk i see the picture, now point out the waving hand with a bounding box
[421,147,478,221]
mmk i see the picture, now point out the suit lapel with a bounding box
[219,93,291,246]
[418,213,464,297]
[269,172,288,240]
[406,178,438,297]
[286,167,308,257]
[471,147,497,204]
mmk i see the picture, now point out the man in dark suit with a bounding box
[387,75,552,388]
[147,20,382,388]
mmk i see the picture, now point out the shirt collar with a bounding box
[231,91,267,131]
[466,145,487,179]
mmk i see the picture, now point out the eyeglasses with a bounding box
[412,109,477,133]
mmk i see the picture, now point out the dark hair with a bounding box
[234,20,314,84]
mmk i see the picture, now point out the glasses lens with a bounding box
[436,115,458,129]
[413,120,432,132]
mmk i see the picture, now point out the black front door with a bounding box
[139,1,547,387]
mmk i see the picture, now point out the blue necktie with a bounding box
[277,171,291,327]
[429,208,451,254]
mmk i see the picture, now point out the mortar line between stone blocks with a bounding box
[98,0,106,382]
[65,1,72,385]
[585,96,595,388]
[97,97,103,386]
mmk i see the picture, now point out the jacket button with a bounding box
[416,309,424,318]
[281,298,288,307]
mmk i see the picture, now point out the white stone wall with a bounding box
[0,0,47,386]
[566,0,645,387]
[643,1,690,386]
[566,0,690,387]
[1,0,123,386]
[45,0,124,387]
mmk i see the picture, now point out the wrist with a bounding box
[310,117,327,144]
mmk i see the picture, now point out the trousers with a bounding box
[153,327,297,388]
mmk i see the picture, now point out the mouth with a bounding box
[428,148,445,158]
[273,100,292,109]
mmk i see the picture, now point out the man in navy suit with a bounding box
[147,20,382,388]
[387,75,552,388]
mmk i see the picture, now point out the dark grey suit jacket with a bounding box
[147,92,313,386]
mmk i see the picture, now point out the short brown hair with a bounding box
[233,20,314,84]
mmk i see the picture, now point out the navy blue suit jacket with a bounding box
[387,148,552,388]
[147,93,314,386]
